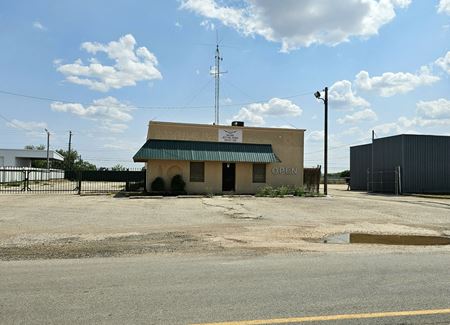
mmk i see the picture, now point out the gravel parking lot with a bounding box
[1,185,450,260]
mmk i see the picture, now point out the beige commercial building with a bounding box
[134,121,305,194]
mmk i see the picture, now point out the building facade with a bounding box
[134,121,305,194]
[350,134,450,194]
[0,149,64,167]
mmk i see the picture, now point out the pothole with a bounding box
[324,233,450,245]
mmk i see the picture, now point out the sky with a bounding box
[0,0,449,171]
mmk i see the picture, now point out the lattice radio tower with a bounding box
[210,38,226,125]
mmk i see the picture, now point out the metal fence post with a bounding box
[77,171,82,195]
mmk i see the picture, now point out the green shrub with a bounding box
[256,185,306,197]
[170,174,186,192]
[151,177,165,191]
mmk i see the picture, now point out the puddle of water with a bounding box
[325,233,450,246]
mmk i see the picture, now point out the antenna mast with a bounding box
[211,42,226,125]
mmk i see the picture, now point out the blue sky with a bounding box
[0,0,449,170]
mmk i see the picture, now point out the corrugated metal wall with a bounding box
[350,144,371,190]
[350,134,450,194]
[403,135,450,193]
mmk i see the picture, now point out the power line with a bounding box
[0,88,315,110]
[304,136,372,155]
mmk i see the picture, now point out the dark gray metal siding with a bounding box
[350,134,450,194]
[350,144,371,190]
[402,135,450,193]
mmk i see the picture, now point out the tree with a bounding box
[24,144,46,150]
[25,145,97,171]
[24,144,47,168]
[339,170,350,178]
[111,164,127,171]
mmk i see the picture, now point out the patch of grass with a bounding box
[256,185,321,197]
[1,181,22,187]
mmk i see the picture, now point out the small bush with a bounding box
[256,185,306,197]
[170,174,186,192]
[151,177,165,191]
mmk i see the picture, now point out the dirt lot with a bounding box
[1,185,450,260]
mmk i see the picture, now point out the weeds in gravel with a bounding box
[256,185,321,197]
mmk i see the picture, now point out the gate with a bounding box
[366,167,401,194]
[0,167,146,194]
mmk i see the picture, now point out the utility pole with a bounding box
[68,130,72,170]
[324,86,328,196]
[314,87,329,196]
[211,44,226,125]
[371,129,375,192]
[45,128,50,171]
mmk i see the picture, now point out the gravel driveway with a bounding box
[1,185,449,260]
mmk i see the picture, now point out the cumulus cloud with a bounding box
[307,130,324,142]
[232,98,302,126]
[56,34,162,92]
[7,119,47,131]
[329,80,370,110]
[375,99,450,136]
[6,119,48,137]
[354,66,440,97]
[435,51,450,74]
[438,0,450,15]
[180,0,410,51]
[200,19,215,30]
[337,108,377,124]
[51,97,133,133]
[33,21,47,31]
[416,98,450,119]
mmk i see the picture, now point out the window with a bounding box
[253,164,266,183]
[190,162,204,182]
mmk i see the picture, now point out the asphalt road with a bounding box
[1,251,450,325]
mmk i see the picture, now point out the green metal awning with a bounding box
[133,139,280,163]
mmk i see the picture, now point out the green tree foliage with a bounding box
[170,174,186,192]
[24,145,97,171]
[24,144,46,150]
[111,164,127,171]
[151,177,165,191]
[339,170,350,178]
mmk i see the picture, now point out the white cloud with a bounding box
[341,126,364,136]
[175,21,183,28]
[355,66,440,97]
[435,51,450,74]
[56,34,162,92]
[232,107,265,126]
[200,19,215,31]
[232,98,302,126]
[33,21,47,31]
[375,99,450,136]
[307,130,324,142]
[7,119,47,132]
[337,108,377,124]
[329,80,370,110]
[51,97,133,133]
[181,0,410,52]
[438,0,450,15]
[416,98,450,119]
[6,119,48,138]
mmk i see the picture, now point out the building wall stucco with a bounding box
[144,121,305,194]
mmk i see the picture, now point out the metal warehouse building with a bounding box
[350,134,450,194]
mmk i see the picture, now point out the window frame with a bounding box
[252,163,266,183]
[190,162,205,182]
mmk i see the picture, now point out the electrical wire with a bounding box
[0,88,315,110]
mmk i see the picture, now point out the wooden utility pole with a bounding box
[68,130,72,170]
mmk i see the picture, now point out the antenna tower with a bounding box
[210,37,226,125]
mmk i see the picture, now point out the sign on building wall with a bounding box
[271,167,298,175]
[218,129,242,143]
